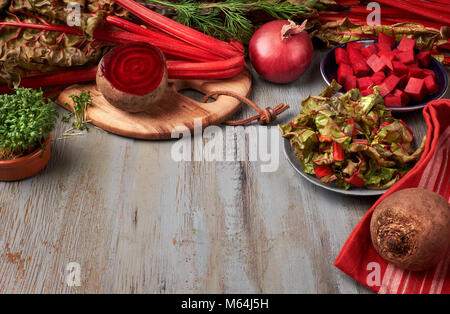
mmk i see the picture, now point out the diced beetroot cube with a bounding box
[393,49,404,59]
[392,61,408,76]
[343,75,357,91]
[393,89,410,106]
[396,50,415,64]
[335,47,350,64]
[357,77,374,91]
[408,67,426,79]
[379,75,400,97]
[362,45,378,59]
[398,74,408,89]
[398,37,416,52]
[417,51,432,67]
[424,75,438,94]
[351,59,372,77]
[337,63,353,84]
[422,68,436,79]
[360,88,374,96]
[378,33,396,49]
[404,77,426,101]
[377,50,396,61]
[376,42,392,52]
[371,71,386,85]
[347,47,365,62]
[366,54,386,73]
[379,55,394,71]
[347,42,364,51]
[384,94,403,107]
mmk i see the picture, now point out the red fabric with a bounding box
[335,99,450,294]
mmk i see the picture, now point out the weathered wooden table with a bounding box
[0,51,441,294]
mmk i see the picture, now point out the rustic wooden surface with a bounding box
[0,51,443,294]
[57,69,252,140]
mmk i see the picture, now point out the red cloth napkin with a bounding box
[335,99,450,294]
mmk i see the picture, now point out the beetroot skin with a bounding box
[370,188,450,271]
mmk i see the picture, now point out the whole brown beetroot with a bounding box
[370,188,450,271]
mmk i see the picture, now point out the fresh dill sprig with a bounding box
[145,0,319,42]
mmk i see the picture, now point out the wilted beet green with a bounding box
[279,81,425,190]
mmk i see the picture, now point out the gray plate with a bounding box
[283,139,387,196]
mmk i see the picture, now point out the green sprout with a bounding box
[61,90,92,136]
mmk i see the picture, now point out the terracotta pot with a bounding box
[0,135,52,181]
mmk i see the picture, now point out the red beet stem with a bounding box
[113,0,243,59]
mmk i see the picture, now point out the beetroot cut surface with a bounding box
[100,42,166,96]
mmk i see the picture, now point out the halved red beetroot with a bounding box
[96,42,168,113]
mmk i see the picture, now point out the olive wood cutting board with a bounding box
[57,69,252,140]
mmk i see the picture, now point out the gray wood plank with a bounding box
[0,50,441,294]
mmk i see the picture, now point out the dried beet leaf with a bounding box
[315,18,448,52]
[0,1,109,87]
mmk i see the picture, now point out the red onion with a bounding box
[249,20,314,84]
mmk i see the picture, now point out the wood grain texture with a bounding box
[0,51,444,294]
[57,69,252,140]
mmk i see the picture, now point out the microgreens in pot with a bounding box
[0,88,58,160]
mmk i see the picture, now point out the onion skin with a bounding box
[370,188,450,271]
[249,20,314,84]
[96,42,168,113]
